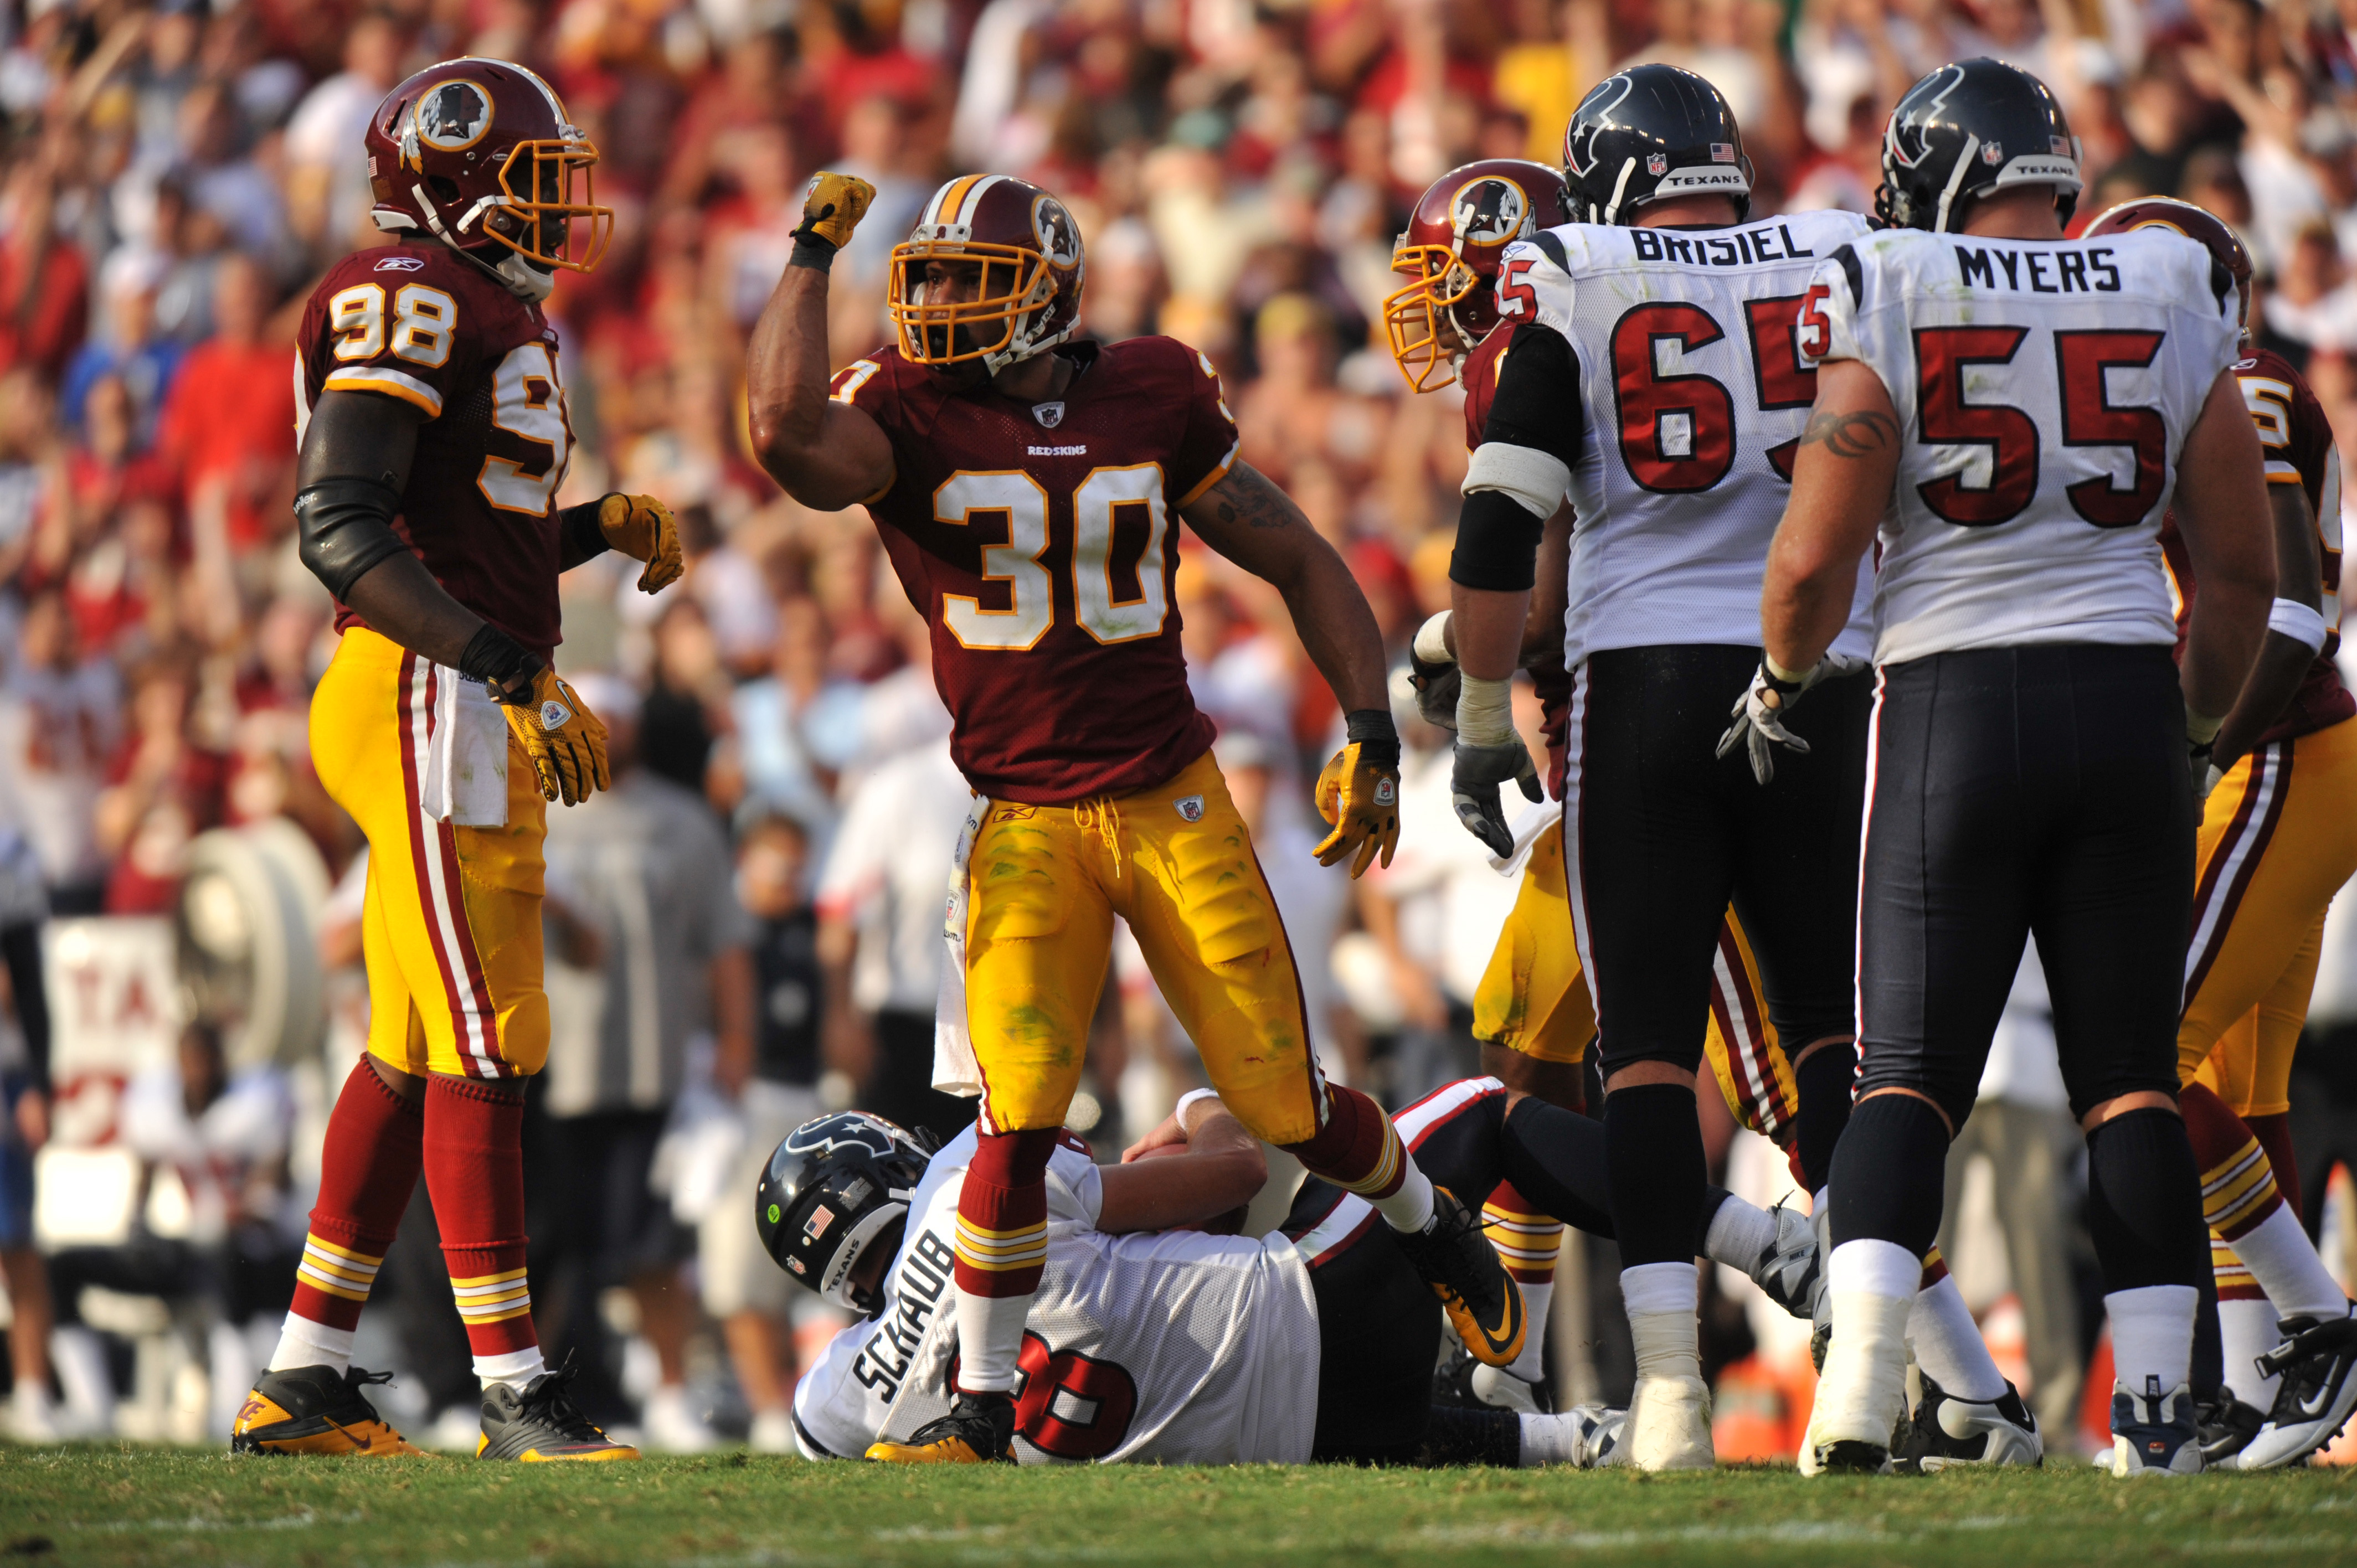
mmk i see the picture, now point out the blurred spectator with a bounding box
[157,254,292,555]
[0,164,89,383]
[59,247,180,446]
[534,677,755,1452]
[280,15,404,262]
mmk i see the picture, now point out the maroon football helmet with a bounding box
[2081,197,2253,341]
[1383,160,1571,393]
[888,174,1085,375]
[364,58,612,297]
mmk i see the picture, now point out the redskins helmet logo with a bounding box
[1449,178,1530,248]
[416,80,493,152]
[1032,195,1081,267]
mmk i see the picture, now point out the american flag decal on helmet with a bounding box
[1711,142,1735,162]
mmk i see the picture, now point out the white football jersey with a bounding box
[1497,208,1876,667]
[1803,226,2241,665]
[791,1126,1322,1465]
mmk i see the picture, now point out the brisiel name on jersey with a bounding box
[1628,220,1820,269]
[850,1229,956,1401]
[1953,243,2126,295]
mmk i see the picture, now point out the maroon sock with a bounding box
[2181,1080,2286,1244]
[954,1127,1059,1300]
[423,1074,538,1361]
[290,1061,423,1332]
[2246,1112,2302,1225]
[1282,1084,1406,1199]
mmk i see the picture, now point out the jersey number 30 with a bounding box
[934,468,1172,650]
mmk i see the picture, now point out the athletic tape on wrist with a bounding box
[1457,672,1516,747]
[2185,706,2224,747]
[2268,597,2330,654]
[1412,612,1453,666]
[1174,1088,1221,1130]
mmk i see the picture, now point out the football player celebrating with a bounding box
[744,172,1522,1464]
[2081,199,2357,1469]
[1757,61,2272,1477]
[231,59,677,1461]
[1443,65,1880,1471]
[1386,157,1812,1417]
[768,1084,1816,1467]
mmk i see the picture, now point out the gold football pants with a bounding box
[1470,821,1799,1141]
[311,628,550,1080]
[2181,716,2357,1116]
[963,750,1323,1142]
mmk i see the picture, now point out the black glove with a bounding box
[1451,735,1542,858]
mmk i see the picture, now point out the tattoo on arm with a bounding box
[1797,409,1900,459]
[1211,465,1299,530]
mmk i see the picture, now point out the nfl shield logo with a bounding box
[539,699,572,730]
[1647,152,1668,176]
[1982,141,2004,165]
[1373,777,1397,806]
[1033,401,1066,428]
[1175,795,1206,823]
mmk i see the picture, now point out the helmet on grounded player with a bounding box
[1875,58,2082,234]
[1561,64,1752,226]
[756,1112,934,1314]
[1382,159,1572,393]
[364,57,613,299]
[889,174,1087,375]
[2081,197,2253,338]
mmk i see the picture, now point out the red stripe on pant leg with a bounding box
[395,654,478,1066]
[424,1074,539,1359]
[954,1128,1057,1298]
[2186,746,2291,1007]
[291,1060,424,1332]
[1283,1084,1403,1198]
[1712,923,1782,1136]
[432,818,504,1077]
[1918,1245,1949,1291]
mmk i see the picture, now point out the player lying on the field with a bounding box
[761,1086,1818,1467]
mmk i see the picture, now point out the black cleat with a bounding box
[1894,1374,2041,1471]
[477,1358,639,1461]
[2238,1304,2357,1470]
[1390,1188,1525,1368]
[1432,1339,1552,1415]
[866,1390,1018,1463]
[2196,1391,2266,1466]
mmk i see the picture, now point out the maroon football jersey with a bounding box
[2159,348,2353,744]
[296,241,573,659]
[1458,323,1575,798]
[833,336,1237,803]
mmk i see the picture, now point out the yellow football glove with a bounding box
[795,172,877,252]
[496,666,610,807]
[1313,715,1403,879]
[598,493,682,594]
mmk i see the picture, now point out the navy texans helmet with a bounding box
[1560,63,1752,226]
[1875,58,2082,234]
[755,1112,934,1314]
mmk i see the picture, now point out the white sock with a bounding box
[952,1290,1033,1394]
[268,1314,354,1376]
[1703,1196,1777,1270]
[2106,1284,2196,1394]
[1508,1282,1552,1381]
[1622,1261,1700,1382]
[475,1346,547,1393]
[2230,1205,2348,1321]
[1518,1410,1585,1467]
[2219,1296,2284,1410]
[1375,1154,1437,1234]
[1910,1273,2006,1401]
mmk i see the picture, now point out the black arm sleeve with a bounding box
[295,478,410,600]
[3,923,48,1094]
[1478,323,1581,468]
[557,496,617,571]
[295,389,424,600]
[1449,492,1547,591]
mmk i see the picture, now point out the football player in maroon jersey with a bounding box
[233,58,677,1462]
[2085,198,2357,1469]
[746,171,1525,1462]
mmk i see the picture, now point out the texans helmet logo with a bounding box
[1449,178,1530,248]
[783,1111,908,1163]
[416,80,493,153]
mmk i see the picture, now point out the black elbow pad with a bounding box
[1449,490,1546,592]
[295,478,410,600]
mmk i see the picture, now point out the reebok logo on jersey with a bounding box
[539,699,573,730]
[1029,444,1087,456]
[375,255,426,271]
[1174,795,1205,822]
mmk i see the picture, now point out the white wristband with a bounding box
[2268,597,2330,655]
[1457,672,1516,746]
[1174,1088,1222,1130]
[1413,611,1454,666]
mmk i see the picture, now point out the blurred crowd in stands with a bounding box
[4,0,2357,1457]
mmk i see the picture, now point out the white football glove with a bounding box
[1716,656,1866,786]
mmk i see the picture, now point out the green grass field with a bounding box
[3,1450,2357,1567]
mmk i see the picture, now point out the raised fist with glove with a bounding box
[1716,654,1866,786]
[1450,670,1542,857]
[1314,710,1403,877]
[790,173,878,271]
[596,493,682,594]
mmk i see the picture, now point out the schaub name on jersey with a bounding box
[1801,225,2242,666]
[1495,207,1875,666]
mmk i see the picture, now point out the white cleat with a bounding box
[2106,1378,2202,1477]
[1607,1374,1715,1471]
[1895,1375,2041,1471]
[1802,1289,1912,1476]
